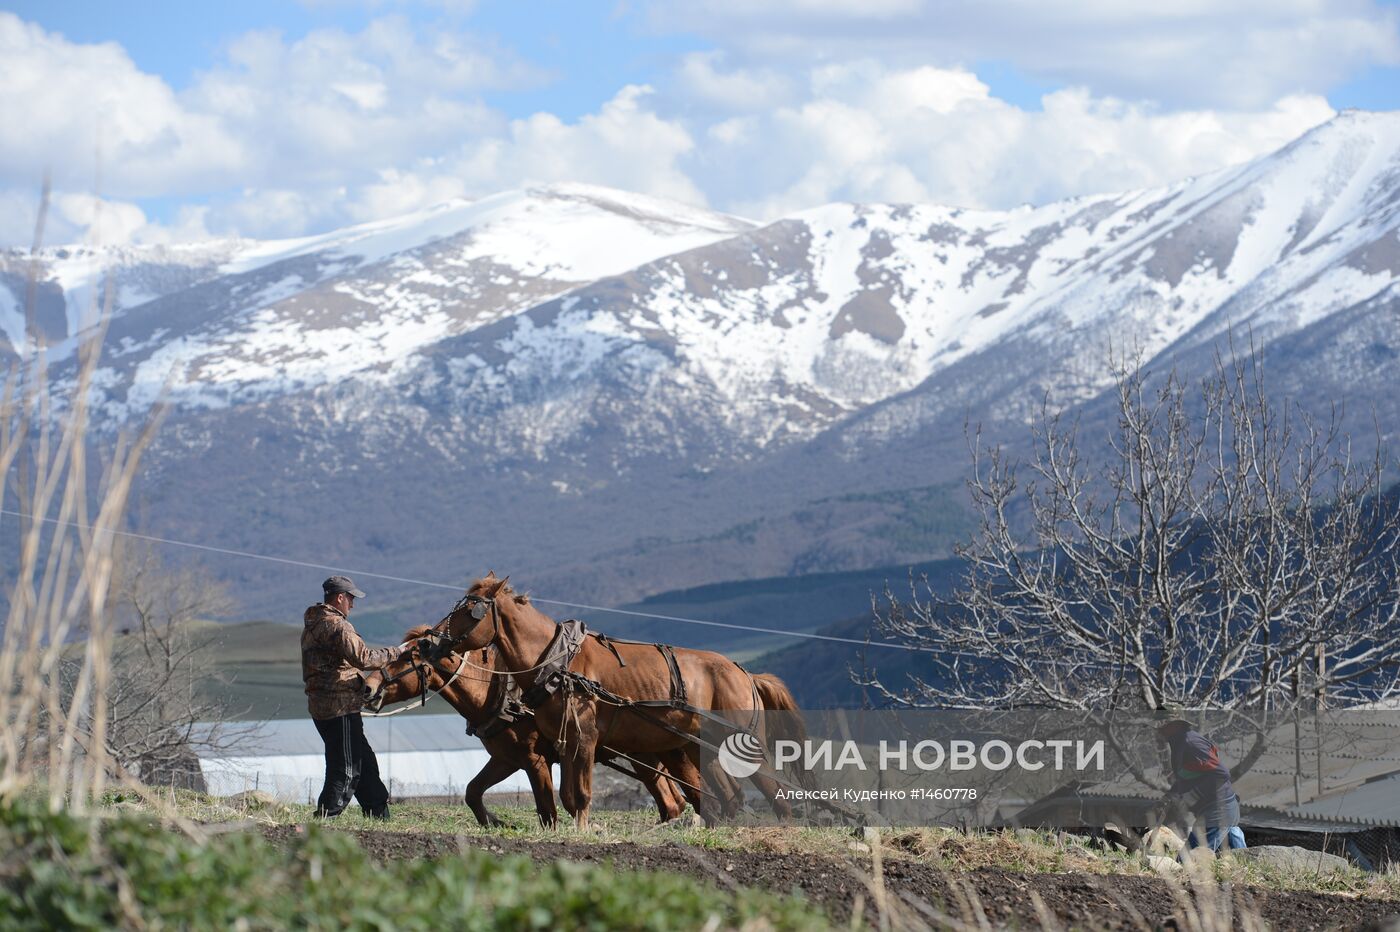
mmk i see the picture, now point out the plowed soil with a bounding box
[261,825,1400,929]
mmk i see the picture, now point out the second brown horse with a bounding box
[360,624,691,827]
[440,573,799,828]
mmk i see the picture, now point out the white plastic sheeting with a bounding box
[195,713,546,802]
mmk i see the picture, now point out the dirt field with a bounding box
[262,824,1400,929]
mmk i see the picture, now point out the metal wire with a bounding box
[0,507,938,654]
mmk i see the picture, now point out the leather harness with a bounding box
[429,594,768,773]
[468,670,531,739]
[519,619,590,708]
[376,590,851,818]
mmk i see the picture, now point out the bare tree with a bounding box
[55,545,253,789]
[865,342,1400,715]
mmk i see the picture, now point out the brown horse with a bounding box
[360,625,690,827]
[437,573,797,828]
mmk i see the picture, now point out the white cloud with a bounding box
[674,51,798,112]
[51,193,151,246]
[0,14,244,196]
[643,0,1400,109]
[213,188,344,240]
[0,10,1360,246]
[652,0,923,22]
[0,12,536,241]
[0,188,56,247]
[344,167,468,222]
[451,85,706,207]
[330,80,389,110]
[688,60,1336,217]
[298,0,481,12]
[184,17,523,185]
[0,187,215,248]
[798,61,994,119]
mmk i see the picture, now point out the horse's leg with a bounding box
[659,746,720,827]
[628,752,687,822]
[522,748,560,829]
[713,765,745,817]
[464,754,520,827]
[560,747,597,829]
[557,762,580,821]
[556,698,599,830]
[651,758,689,822]
[747,771,793,820]
[691,757,743,817]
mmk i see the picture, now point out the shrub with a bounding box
[0,800,830,931]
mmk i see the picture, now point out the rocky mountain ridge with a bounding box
[6,112,1398,620]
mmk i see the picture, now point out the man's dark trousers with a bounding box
[313,712,389,818]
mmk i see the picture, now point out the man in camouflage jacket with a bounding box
[302,575,406,818]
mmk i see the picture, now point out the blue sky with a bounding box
[2,1,1398,244]
[4,1,712,122]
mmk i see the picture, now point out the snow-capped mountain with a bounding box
[2,184,753,411]
[12,112,1400,616]
[409,109,1398,462]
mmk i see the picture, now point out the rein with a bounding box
[361,621,477,718]
[428,594,575,679]
[404,583,842,819]
[429,590,757,732]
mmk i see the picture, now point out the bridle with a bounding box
[363,648,433,714]
[427,591,500,657]
[361,613,479,715]
[361,590,507,714]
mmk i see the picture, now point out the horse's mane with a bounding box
[468,574,531,605]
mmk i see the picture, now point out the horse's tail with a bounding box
[752,672,800,713]
[752,673,816,789]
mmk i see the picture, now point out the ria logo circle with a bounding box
[718,732,764,778]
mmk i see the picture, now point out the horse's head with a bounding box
[440,573,515,653]
[357,666,388,709]
[359,626,437,710]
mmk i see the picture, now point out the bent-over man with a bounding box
[1155,718,1247,854]
[302,575,405,819]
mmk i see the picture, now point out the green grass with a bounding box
[190,620,308,720]
[0,796,834,931]
[9,789,1392,932]
[121,793,1400,904]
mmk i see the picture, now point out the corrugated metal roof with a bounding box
[1017,784,1400,832]
[194,713,486,757]
[1288,771,1400,825]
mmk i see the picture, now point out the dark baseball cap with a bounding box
[323,575,366,599]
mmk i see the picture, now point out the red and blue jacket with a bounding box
[1165,730,1237,815]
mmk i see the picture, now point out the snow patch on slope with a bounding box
[221,184,753,284]
[0,281,24,351]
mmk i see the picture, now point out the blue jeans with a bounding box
[1184,795,1246,852]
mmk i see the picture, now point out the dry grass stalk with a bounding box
[869,826,890,931]
[0,182,163,810]
[1028,890,1060,932]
